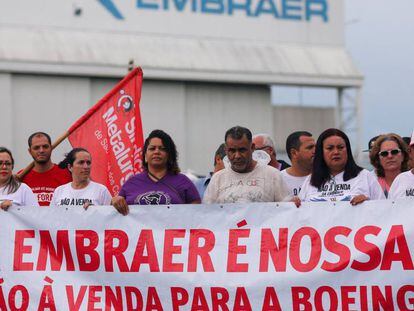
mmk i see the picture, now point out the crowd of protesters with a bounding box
[1,126,413,212]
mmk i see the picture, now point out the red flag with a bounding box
[68,67,144,196]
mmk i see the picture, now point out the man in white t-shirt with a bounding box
[203,126,289,204]
[389,132,414,199]
[281,131,315,197]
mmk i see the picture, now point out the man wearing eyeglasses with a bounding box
[19,132,72,206]
[252,133,290,170]
[388,132,414,200]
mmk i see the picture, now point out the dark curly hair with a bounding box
[143,130,180,174]
[311,128,363,188]
[369,133,409,177]
[58,148,90,169]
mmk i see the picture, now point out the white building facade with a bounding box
[0,0,362,174]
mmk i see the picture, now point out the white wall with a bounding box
[3,74,335,176]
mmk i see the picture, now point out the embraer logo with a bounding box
[98,0,124,19]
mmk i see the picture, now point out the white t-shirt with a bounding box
[281,170,308,197]
[0,182,39,207]
[299,169,385,202]
[203,163,290,204]
[51,181,112,207]
[388,170,414,200]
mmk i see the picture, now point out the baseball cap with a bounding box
[402,136,411,146]
[363,135,379,152]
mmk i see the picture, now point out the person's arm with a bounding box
[22,184,40,207]
[350,171,384,205]
[367,170,386,200]
[202,174,219,204]
[0,200,12,211]
[102,186,113,206]
[111,196,129,215]
[388,175,402,200]
[183,176,201,204]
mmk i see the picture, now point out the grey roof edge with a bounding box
[0,26,364,88]
[0,60,363,88]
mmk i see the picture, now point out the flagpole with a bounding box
[16,131,70,180]
[17,65,141,182]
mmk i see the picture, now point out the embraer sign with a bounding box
[99,0,328,22]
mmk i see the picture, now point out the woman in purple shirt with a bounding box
[112,130,201,214]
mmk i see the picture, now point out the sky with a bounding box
[345,0,414,143]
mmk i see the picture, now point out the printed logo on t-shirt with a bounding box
[37,192,54,204]
[293,187,301,196]
[311,178,352,202]
[136,191,171,205]
[406,189,414,196]
[60,198,92,206]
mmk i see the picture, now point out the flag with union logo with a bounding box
[67,68,144,196]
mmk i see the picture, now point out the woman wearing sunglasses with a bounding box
[0,147,39,210]
[298,128,384,205]
[369,134,410,198]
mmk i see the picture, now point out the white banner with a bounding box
[1,200,414,310]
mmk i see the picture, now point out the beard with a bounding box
[34,156,51,164]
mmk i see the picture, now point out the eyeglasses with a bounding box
[378,149,401,157]
[255,146,272,151]
[0,161,12,168]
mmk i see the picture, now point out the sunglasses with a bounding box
[378,149,401,157]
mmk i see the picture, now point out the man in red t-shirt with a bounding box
[20,132,72,206]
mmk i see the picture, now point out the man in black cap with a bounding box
[364,135,380,153]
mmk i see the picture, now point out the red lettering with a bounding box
[259,228,288,272]
[211,287,229,311]
[188,229,215,272]
[88,286,102,311]
[351,226,381,271]
[105,286,123,311]
[13,230,35,271]
[192,287,209,311]
[37,230,75,271]
[76,230,100,271]
[125,287,143,311]
[372,286,394,311]
[290,227,321,272]
[233,287,252,311]
[38,284,56,311]
[0,282,6,310]
[66,285,87,311]
[131,230,160,272]
[104,230,130,272]
[261,287,282,311]
[171,287,189,311]
[314,286,337,311]
[321,226,351,272]
[146,287,163,311]
[227,229,250,272]
[163,229,185,272]
[381,225,414,270]
[291,287,311,311]
[8,285,29,311]
[340,286,356,311]
[397,285,414,311]
[360,286,368,311]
